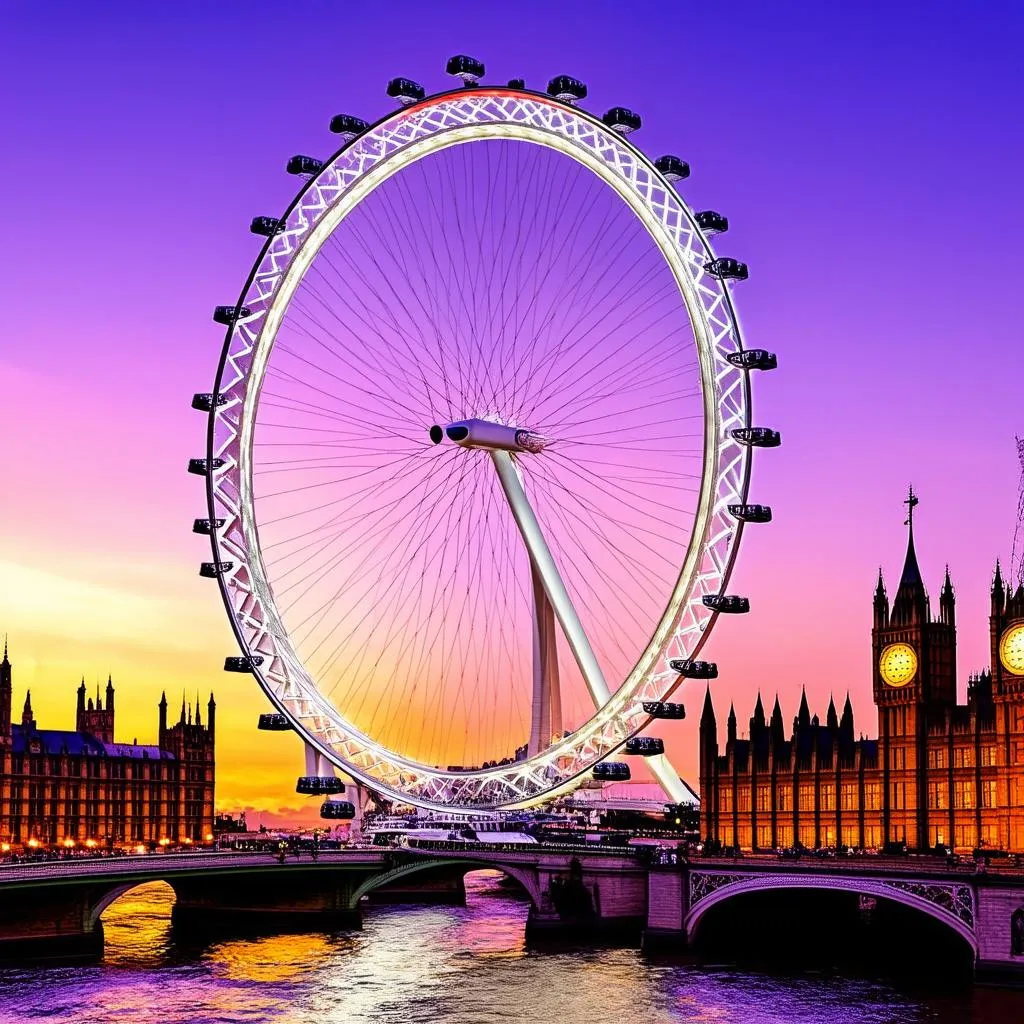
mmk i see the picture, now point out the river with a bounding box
[0,873,1021,1023]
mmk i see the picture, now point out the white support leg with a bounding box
[489,450,610,707]
[647,752,698,805]
[529,563,562,756]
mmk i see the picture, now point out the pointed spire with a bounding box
[727,701,737,742]
[994,558,1004,593]
[899,486,923,589]
[159,690,167,708]
[752,692,765,728]
[700,686,717,736]
[840,692,854,740]
[1,635,8,666]
[797,686,810,728]
[771,694,783,723]
[826,694,838,730]
[874,567,886,599]
[180,693,186,724]
[21,690,33,728]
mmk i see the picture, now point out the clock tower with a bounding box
[871,488,957,849]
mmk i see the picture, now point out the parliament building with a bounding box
[0,644,216,849]
[700,505,1024,854]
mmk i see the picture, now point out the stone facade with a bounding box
[0,643,215,848]
[700,510,1024,854]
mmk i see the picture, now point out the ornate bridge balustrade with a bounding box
[645,856,1024,984]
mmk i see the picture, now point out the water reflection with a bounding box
[0,870,1019,1023]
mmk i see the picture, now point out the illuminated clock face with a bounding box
[1000,623,1024,676]
[880,643,918,687]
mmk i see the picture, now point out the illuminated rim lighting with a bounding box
[204,88,753,810]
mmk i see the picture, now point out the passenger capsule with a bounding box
[602,107,642,134]
[329,113,370,139]
[320,800,356,820]
[507,78,526,89]
[192,518,225,535]
[624,736,665,756]
[655,155,690,181]
[731,427,781,448]
[250,216,284,237]
[387,77,425,106]
[296,775,345,795]
[727,349,778,371]
[224,655,263,672]
[728,503,773,523]
[642,701,686,720]
[213,305,252,326]
[670,658,718,680]
[704,257,748,281]
[702,595,750,614]
[446,54,485,84]
[199,561,233,578]
[257,713,291,731]
[191,392,227,412]
[546,75,587,104]
[188,458,225,475]
[286,155,324,177]
[695,210,729,234]
[592,761,631,781]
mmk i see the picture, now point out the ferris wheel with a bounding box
[190,57,778,813]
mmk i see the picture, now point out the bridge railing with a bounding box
[0,849,388,884]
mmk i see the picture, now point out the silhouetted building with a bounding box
[0,643,215,848]
[700,497,1024,853]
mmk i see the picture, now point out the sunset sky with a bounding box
[2,3,1022,820]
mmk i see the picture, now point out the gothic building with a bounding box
[0,643,216,848]
[700,500,1024,854]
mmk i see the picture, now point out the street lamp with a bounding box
[27,839,39,849]
[63,839,75,849]
[85,839,97,849]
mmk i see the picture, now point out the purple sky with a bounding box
[2,2,1022,809]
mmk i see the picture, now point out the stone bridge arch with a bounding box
[684,872,978,959]
[348,857,542,911]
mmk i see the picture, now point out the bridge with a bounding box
[1,845,1022,983]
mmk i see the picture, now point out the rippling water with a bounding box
[0,873,1021,1023]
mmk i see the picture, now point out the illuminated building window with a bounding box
[928,781,949,810]
[929,826,948,848]
[719,789,733,813]
[864,825,882,849]
[891,747,906,770]
[737,826,752,848]
[927,748,948,769]
[954,747,975,769]
[954,779,975,808]
[981,823,999,847]
[981,779,998,808]
[799,824,815,849]
[820,783,836,811]
[777,788,792,812]
[864,782,882,810]
[841,824,858,848]
[891,783,906,809]
[841,783,858,810]
[954,825,977,849]
[756,786,771,812]
[777,825,794,847]
[737,787,751,812]
[980,745,998,767]
[756,825,772,849]
[799,783,815,811]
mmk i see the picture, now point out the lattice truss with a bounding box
[202,89,754,810]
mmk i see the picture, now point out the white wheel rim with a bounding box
[205,89,752,810]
